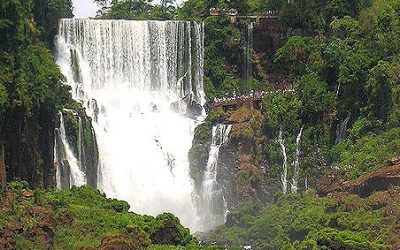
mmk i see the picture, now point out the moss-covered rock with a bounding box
[0,183,208,249]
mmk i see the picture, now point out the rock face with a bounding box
[317,165,400,198]
[253,18,288,60]
[1,107,57,188]
[0,98,98,189]
[218,133,277,210]
[346,165,400,197]
[216,139,238,209]
[188,133,211,194]
[189,108,278,216]
[60,110,99,188]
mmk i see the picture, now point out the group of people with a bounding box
[212,89,294,104]
[209,7,238,16]
[263,10,279,16]
[209,8,279,17]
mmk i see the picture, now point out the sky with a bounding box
[72,0,100,18]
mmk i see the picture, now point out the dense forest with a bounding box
[1,0,400,249]
[186,0,400,248]
[0,0,79,189]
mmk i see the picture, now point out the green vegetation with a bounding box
[0,182,221,249]
[95,0,177,20]
[202,16,246,98]
[0,0,83,188]
[177,2,400,247]
[178,0,400,182]
[0,0,73,111]
[332,127,400,179]
[1,0,399,249]
[207,189,399,249]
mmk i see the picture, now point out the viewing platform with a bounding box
[212,89,294,112]
[209,8,279,22]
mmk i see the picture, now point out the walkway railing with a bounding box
[212,89,294,107]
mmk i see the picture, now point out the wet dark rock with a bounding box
[150,214,192,246]
[150,216,185,245]
[186,101,203,119]
[2,106,56,188]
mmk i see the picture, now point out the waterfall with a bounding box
[55,19,205,231]
[54,112,86,188]
[304,176,308,190]
[291,125,304,193]
[335,113,350,143]
[245,22,253,84]
[278,130,288,194]
[199,124,232,231]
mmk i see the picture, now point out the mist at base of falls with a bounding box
[55,19,207,232]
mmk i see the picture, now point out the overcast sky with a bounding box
[72,0,99,18]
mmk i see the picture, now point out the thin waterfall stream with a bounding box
[291,125,304,193]
[199,124,232,231]
[278,130,288,194]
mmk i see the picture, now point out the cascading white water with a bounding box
[291,125,304,193]
[200,124,232,231]
[304,176,308,190]
[335,114,350,143]
[278,130,288,194]
[54,112,86,188]
[55,18,205,231]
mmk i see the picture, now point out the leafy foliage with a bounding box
[207,190,398,249]
[332,127,400,179]
[0,184,217,249]
[97,0,177,20]
[0,0,74,116]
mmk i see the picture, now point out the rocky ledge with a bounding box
[318,162,400,198]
